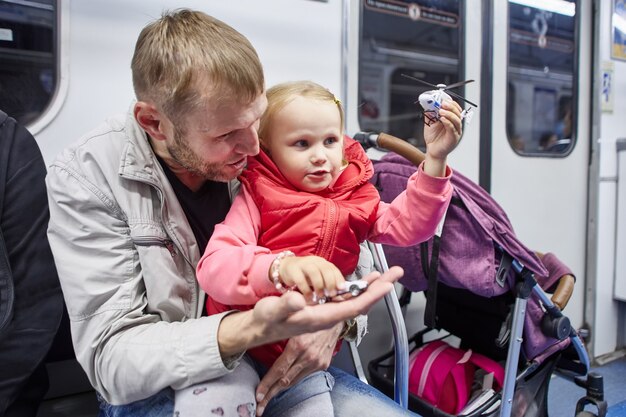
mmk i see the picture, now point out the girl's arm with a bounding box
[196,189,278,305]
[368,162,452,246]
[422,100,463,177]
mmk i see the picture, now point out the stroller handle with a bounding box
[550,274,575,310]
[376,132,426,167]
[535,251,575,311]
[354,131,426,168]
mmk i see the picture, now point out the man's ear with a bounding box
[134,101,168,141]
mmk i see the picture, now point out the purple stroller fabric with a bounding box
[371,153,576,363]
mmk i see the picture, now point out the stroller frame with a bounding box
[369,241,592,417]
[357,131,596,417]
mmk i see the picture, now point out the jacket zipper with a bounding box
[152,182,203,316]
[121,170,210,317]
[319,200,338,260]
[132,236,176,257]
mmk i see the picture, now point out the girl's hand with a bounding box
[277,255,345,300]
[422,100,463,177]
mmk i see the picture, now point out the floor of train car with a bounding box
[37,354,626,417]
[549,353,626,417]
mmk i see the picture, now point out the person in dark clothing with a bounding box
[0,110,64,416]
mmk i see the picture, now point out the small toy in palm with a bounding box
[316,280,369,304]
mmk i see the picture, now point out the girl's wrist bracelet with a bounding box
[270,250,295,292]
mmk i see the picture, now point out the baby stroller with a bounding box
[353,132,605,417]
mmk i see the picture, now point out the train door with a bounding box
[345,0,589,365]
[489,0,589,328]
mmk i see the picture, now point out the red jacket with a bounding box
[240,136,381,276]
[209,137,380,367]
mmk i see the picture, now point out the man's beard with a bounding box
[168,129,230,182]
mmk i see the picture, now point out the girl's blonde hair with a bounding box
[131,9,264,121]
[258,81,344,147]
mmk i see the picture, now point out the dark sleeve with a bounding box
[0,111,64,415]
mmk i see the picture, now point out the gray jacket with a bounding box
[46,108,240,405]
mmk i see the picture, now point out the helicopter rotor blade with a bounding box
[446,89,478,108]
[443,79,475,90]
[401,74,438,89]
[402,74,478,107]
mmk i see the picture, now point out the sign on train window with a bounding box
[0,0,57,126]
[358,0,462,150]
[506,0,577,156]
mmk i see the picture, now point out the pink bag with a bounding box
[408,340,505,414]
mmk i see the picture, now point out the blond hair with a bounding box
[131,9,264,120]
[258,81,344,147]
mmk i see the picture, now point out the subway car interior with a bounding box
[1,1,625,416]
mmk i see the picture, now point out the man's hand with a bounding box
[255,325,341,415]
[423,100,463,177]
[216,266,404,362]
[253,266,402,344]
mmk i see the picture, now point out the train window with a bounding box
[506,0,577,156]
[0,0,57,126]
[358,0,462,150]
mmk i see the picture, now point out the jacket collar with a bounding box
[118,106,161,185]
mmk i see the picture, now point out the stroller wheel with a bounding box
[574,373,608,417]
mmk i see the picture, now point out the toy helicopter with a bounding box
[401,74,478,126]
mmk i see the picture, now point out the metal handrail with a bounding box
[367,241,410,409]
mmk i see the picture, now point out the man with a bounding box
[0,110,64,416]
[46,9,417,416]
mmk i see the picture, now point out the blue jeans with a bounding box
[260,369,334,417]
[328,367,419,416]
[97,366,420,417]
[97,389,174,417]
